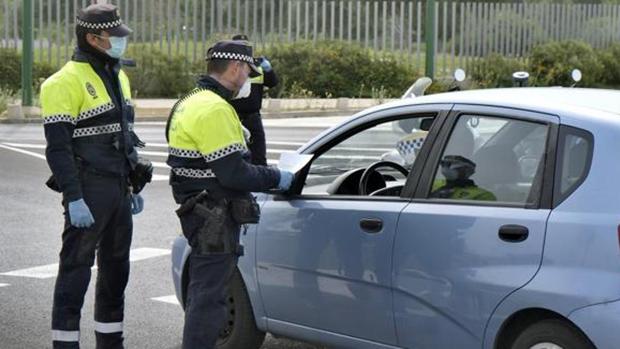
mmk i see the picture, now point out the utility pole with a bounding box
[425,0,435,79]
[21,0,34,107]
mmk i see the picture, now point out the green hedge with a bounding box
[0,49,56,94]
[470,40,619,89]
[3,39,620,101]
[257,41,418,98]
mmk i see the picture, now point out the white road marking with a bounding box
[0,143,47,160]
[2,142,45,149]
[0,248,171,279]
[151,295,180,305]
[151,174,169,181]
[0,283,10,288]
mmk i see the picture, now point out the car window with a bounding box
[302,115,434,196]
[554,126,593,205]
[428,114,548,205]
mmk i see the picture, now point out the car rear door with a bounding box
[393,105,559,348]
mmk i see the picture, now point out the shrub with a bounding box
[259,41,419,98]
[528,40,604,87]
[470,54,527,88]
[0,88,16,116]
[0,49,55,94]
[596,43,620,88]
[123,47,203,98]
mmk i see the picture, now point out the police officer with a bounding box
[166,40,293,349]
[430,155,496,201]
[229,34,278,166]
[41,4,150,348]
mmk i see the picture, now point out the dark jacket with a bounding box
[229,58,278,116]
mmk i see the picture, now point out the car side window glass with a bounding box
[302,115,434,196]
[555,127,592,205]
[428,115,548,205]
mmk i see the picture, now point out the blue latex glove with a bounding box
[259,57,272,72]
[277,170,294,191]
[131,194,144,215]
[68,199,95,228]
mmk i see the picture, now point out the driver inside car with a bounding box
[430,155,496,201]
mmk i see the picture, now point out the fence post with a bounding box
[425,0,436,78]
[22,0,34,107]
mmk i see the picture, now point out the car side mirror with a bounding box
[420,118,434,131]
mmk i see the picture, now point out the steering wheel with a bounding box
[358,161,410,195]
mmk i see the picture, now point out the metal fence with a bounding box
[3,0,620,76]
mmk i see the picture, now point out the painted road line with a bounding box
[151,295,180,305]
[0,283,10,288]
[0,143,47,160]
[2,142,46,149]
[151,174,169,181]
[0,248,171,279]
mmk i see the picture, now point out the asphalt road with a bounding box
[0,117,347,349]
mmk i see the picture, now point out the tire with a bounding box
[216,269,266,349]
[510,319,595,349]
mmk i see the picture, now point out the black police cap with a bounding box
[232,34,249,41]
[76,4,132,37]
[206,40,261,78]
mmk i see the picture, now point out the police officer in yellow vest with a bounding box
[229,34,278,166]
[430,155,496,201]
[166,40,293,349]
[40,4,151,349]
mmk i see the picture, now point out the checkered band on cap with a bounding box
[76,18,123,30]
[397,137,425,157]
[209,51,254,64]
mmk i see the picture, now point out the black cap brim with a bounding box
[107,24,132,37]
[248,62,261,78]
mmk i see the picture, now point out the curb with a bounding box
[0,108,363,124]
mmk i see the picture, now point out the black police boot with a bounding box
[95,332,124,349]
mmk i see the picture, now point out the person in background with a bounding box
[229,34,279,166]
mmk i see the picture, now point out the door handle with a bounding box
[498,224,529,243]
[360,218,383,234]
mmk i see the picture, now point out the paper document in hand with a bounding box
[278,152,313,174]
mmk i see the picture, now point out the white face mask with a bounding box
[233,78,251,100]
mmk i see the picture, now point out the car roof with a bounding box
[362,88,620,127]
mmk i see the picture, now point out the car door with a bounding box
[255,105,451,346]
[393,105,559,348]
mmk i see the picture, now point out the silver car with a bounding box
[172,88,620,349]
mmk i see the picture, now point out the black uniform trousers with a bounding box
[52,171,132,349]
[239,111,267,166]
[179,205,241,349]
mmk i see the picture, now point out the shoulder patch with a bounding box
[86,82,98,99]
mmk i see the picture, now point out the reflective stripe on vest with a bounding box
[250,66,264,84]
[171,167,216,179]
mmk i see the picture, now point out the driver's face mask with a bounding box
[441,165,460,181]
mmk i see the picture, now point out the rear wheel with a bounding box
[510,319,594,349]
[216,269,266,349]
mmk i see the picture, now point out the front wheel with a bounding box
[216,269,266,349]
[510,319,594,349]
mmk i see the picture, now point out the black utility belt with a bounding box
[176,190,261,225]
